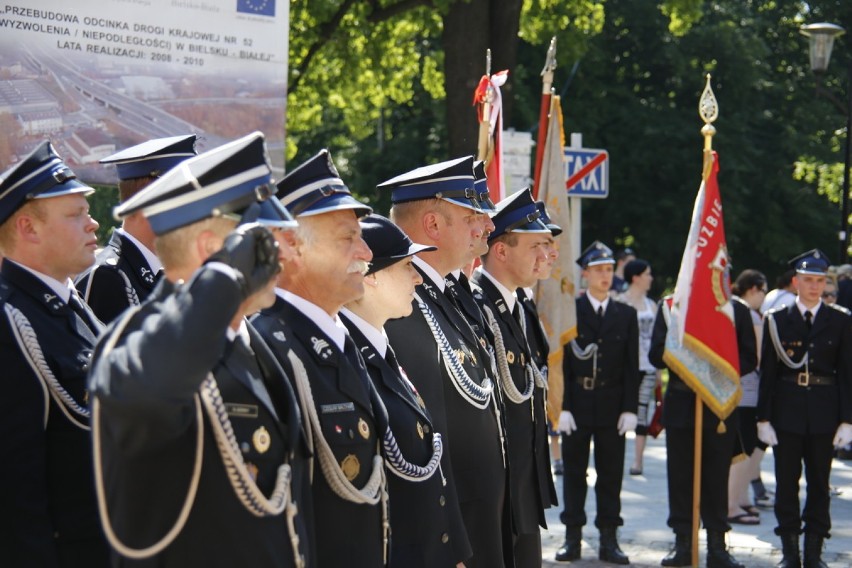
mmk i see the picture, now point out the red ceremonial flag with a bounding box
[473,67,508,202]
[532,37,557,200]
[663,151,741,420]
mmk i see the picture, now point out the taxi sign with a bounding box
[564,148,609,198]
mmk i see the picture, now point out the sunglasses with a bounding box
[822,292,837,299]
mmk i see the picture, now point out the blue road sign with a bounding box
[564,148,609,198]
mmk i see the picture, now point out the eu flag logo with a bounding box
[237,0,275,16]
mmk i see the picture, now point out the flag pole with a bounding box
[476,49,493,163]
[532,37,557,199]
[691,73,719,567]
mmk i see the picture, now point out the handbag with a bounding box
[647,383,664,438]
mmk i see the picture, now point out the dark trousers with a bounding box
[512,532,542,568]
[773,430,834,537]
[560,425,625,528]
[665,423,735,534]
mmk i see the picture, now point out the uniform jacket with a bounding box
[517,289,559,511]
[471,273,554,532]
[446,273,493,349]
[89,268,310,567]
[341,314,465,568]
[0,259,107,567]
[562,294,639,428]
[76,231,159,324]
[518,288,548,372]
[385,265,511,567]
[758,302,852,435]
[252,297,384,568]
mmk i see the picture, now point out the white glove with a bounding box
[617,412,638,436]
[833,423,852,449]
[558,411,577,435]
[757,421,778,447]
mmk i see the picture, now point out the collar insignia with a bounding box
[311,336,333,359]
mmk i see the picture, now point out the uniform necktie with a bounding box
[597,305,604,321]
[512,302,523,326]
[387,344,423,408]
[444,279,464,315]
[804,310,813,331]
[343,334,373,394]
[386,343,403,372]
[67,292,98,332]
[343,334,363,370]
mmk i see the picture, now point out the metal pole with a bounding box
[841,61,852,263]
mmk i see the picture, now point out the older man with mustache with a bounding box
[252,150,387,567]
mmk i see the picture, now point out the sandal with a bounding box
[629,467,643,476]
[727,513,760,525]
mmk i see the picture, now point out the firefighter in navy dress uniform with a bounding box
[443,159,496,361]
[88,133,311,567]
[251,150,387,567]
[341,213,470,567]
[0,141,109,567]
[555,241,638,565]
[757,249,852,568]
[381,157,513,568]
[519,201,565,481]
[76,135,196,323]
[470,188,554,567]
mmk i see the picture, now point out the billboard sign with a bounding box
[0,1,289,181]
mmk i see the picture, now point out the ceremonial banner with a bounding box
[473,68,508,202]
[0,1,289,180]
[532,37,556,200]
[663,151,741,419]
[533,95,577,425]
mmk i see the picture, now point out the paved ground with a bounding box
[540,433,852,567]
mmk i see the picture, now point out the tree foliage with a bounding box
[283,0,852,293]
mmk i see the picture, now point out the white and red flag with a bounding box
[663,151,741,421]
[473,67,508,202]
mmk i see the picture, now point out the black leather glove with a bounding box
[206,221,281,299]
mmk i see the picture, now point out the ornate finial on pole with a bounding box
[699,73,718,179]
[699,73,718,150]
[541,37,557,79]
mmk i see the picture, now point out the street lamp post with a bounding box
[801,22,851,264]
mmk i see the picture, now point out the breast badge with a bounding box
[252,426,271,454]
[341,454,361,481]
[358,418,370,439]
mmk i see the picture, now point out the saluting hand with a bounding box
[757,421,778,447]
[206,220,280,299]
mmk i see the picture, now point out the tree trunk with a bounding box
[442,0,523,158]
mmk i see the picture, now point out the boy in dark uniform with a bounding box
[471,188,554,567]
[555,241,638,565]
[758,249,852,568]
[0,141,108,567]
[76,135,196,323]
[88,132,311,567]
